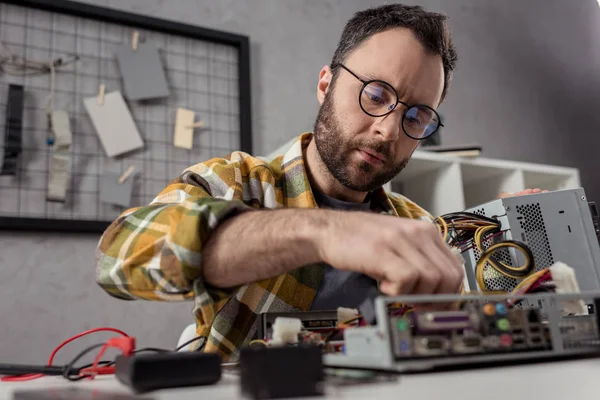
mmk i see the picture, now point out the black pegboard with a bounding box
[0,0,252,232]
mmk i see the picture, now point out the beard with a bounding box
[313,89,411,192]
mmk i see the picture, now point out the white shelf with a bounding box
[395,151,581,216]
[461,165,524,210]
[522,170,579,192]
[391,158,464,216]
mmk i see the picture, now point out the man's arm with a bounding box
[202,205,467,297]
[95,182,251,302]
[97,162,465,309]
[202,208,328,288]
[95,162,327,303]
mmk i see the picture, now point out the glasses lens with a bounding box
[403,105,440,139]
[360,81,397,116]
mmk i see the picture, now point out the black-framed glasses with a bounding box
[333,63,443,140]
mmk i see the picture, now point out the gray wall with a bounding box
[1,0,599,363]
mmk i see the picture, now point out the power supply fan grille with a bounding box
[516,203,554,268]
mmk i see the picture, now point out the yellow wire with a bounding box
[474,225,498,252]
[340,316,361,326]
[512,268,549,293]
[435,216,449,242]
[249,339,267,346]
[475,241,534,291]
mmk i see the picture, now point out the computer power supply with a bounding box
[461,188,600,292]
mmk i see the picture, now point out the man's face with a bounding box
[314,28,445,192]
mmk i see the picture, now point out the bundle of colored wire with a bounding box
[1,327,129,382]
[435,212,500,247]
[435,212,538,293]
[1,330,208,382]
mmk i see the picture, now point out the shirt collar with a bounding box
[280,133,399,217]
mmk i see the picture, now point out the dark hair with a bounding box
[331,4,457,102]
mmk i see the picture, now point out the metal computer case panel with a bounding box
[463,188,600,292]
[324,292,600,372]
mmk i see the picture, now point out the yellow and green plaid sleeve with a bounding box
[386,191,434,221]
[95,166,251,306]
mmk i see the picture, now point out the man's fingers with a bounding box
[364,220,464,297]
[378,254,420,296]
[363,247,419,296]
[379,280,401,296]
[416,225,465,292]
[401,249,442,295]
[422,243,464,294]
[499,188,547,198]
[389,221,463,295]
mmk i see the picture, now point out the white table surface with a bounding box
[2,358,599,399]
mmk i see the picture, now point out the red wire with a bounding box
[1,374,43,382]
[1,327,129,382]
[88,343,110,379]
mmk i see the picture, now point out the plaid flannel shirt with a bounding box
[95,133,432,360]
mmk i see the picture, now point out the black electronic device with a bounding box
[114,351,221,393]
[1,84,24,176]
[240,346,324,399]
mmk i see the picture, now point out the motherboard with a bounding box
[322,292,600,371]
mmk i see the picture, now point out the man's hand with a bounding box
[498,188,548,198]
[317,211,464,297]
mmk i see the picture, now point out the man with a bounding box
[96,4,464,359]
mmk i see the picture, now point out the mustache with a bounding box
[356,141,393,159]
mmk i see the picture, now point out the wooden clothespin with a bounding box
[118,165,135,184]
[97,84,105,106]
[174,108,207,149]
[186,121,205,130]
[132,30,140,52]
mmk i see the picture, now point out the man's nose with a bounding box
[373,106,403,141]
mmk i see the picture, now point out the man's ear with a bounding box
[317,65,333,105]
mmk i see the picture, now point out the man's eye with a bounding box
[405,116,422,125]
[368,93,383,103]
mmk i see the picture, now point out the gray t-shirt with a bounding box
[310,189,378,311]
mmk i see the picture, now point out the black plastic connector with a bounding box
[240,346,324,399]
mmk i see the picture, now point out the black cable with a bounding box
[47,336,208,382]
[440,211,499,225]
[2,334,210,383]
[72,359,115,374]
[63,343,105,381]
[0,363,64,376]
[66,347,170,379]
[175,336,207,352]
[132,347,170,354]
[72,347,171,372]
